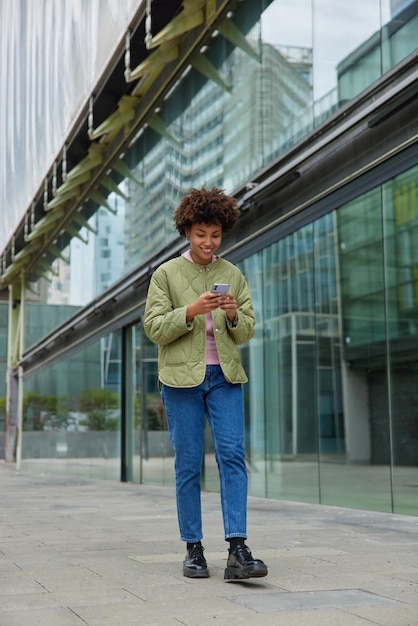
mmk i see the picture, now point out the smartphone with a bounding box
[211,283,230,295]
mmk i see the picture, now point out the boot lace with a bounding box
[234,544,253,563]
[188,543,205,562]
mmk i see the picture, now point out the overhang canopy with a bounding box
[1,0,240,289]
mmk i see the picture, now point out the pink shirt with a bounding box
[182,250,219,365]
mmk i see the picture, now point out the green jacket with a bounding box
[143,255,255,387]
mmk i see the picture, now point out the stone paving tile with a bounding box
[0,608,85,626]
[351,604,418,626]
[229,588,400,612]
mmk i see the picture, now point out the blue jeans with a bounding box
[161,365,248,543]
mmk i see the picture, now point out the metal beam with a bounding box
[217,18,260,63]
[191,52,232,92]
[147,4,205,49]
[126,40,179,82]
[89,95,139,141]
[147,113,183,148]
[5,280,24,462]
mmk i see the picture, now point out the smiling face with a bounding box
[186,222,223,266]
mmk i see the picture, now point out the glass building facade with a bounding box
[1,0,418,516]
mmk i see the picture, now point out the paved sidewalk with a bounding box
[0,462,417,626]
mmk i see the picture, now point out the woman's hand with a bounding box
[187,291,224,321]
[186,291,237,322]
[218,293,237,323]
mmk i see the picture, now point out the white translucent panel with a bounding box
[0,0,139,252]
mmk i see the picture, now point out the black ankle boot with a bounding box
[183,543,210,578]
[224,544,267,580]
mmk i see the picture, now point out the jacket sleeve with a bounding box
[226,272,255,345]
[143,267,192,346]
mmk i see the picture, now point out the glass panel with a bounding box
[314,213,345,477]
[381,1,418,73]
[233,179,418,514]
[239,252,268,497]
[261,0,314,143]
[333,189,393,511]
[383,167,418,514]
[133,324,174,487]
[25,299,80,346]
[238,226,322,504]
[21,330,122,480]
[316,0,383,107]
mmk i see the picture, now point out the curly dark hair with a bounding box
[173,186,240,236]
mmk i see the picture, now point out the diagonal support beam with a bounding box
[46,187,82,211]
[148,7,204,49]
[66,143,105,181]
[36,258,60,277]
[89,95,139,141]
[0,258,30,283]
[27,208,65,242]
[111,160,143,188]
[191,52,232,92]
[127,40,179,82]
[89,189,118,215]
[217,18,261,63]
[48,243,70,264]
[147,113,183,149]
[47,170,91,210]
[63,223,89,243]
[100,175,130,201]
[71,212,98,234]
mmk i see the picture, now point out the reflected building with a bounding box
[124,40,313,269]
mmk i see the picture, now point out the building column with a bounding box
[5,279,24,463]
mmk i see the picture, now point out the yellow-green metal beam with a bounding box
[191,52,232,92]
[63,223,88,243]
[111,160,143,188]
[46,170,92,210]
[100,175,130,201]
[89,95,139,141]
[89,189,118,214]
[26,208,65,242]
[5,279,24,463]
[48,243,70,264]
[148,5,205,49]
[147,113,183,149]
[218,18,261,63]
[66,143,104,181]
[0,257,31,282]
[46,187,82,211]
[71,211,97,234]
[127,40,179,82]
[13,241,41,262]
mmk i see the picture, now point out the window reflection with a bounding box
[21,332,122,481]
[238,165,417,513]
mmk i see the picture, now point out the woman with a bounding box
[144,186,267,580]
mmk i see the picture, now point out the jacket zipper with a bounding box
[203,266,208,292]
